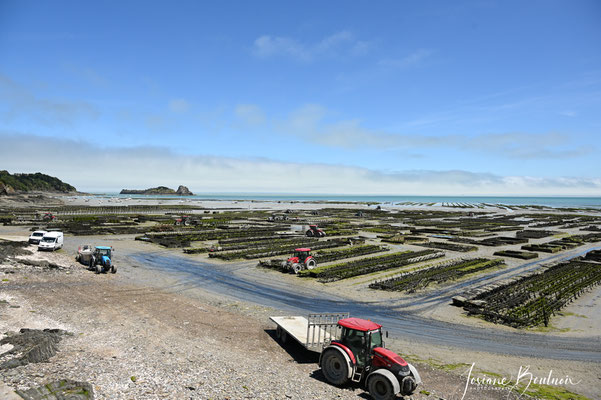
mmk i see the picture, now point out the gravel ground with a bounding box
[0,243,536,400]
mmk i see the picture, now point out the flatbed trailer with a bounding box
[269,313,349,352]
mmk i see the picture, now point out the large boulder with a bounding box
[0,182,16,195]
[176,185,193,196]
[0,328,68,369]
[16,379,94,400]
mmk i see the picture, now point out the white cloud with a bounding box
[168,99,190,113]
[1,132,599,196]
[275,105,593,159]
[235,104,265,125]
[252,31,367,61]
[0,74,99,126]
[378,49,434,68]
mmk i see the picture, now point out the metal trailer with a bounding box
[269,312,349,351]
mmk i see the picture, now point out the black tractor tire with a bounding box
[95,264,102,274]
[292,263,302,274]
[367,373,396,400]
[321,349,350,386]
[89,257,95,271]
[306,259,317,270]
[111,264,117,274]
[400,376,417,396]
[306,230,314,237]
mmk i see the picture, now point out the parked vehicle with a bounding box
[282,248,317,273]
[174,215,191,226]
[38,231,64,251]
[28,230,48,244]
[270,313,421,400]
[42,212,56,221]
[75,245,94,265]
[89,246,116,274]
[306,224,326,237]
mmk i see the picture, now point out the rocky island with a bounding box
[119,185,193,196]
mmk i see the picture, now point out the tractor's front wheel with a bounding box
[95,264,102,274]
[292,263,302,274]
[111,264,117,274]
[306,259,316,270]
[367,373,396,400]
[321,349,349,386]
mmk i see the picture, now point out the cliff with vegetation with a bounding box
[120,185,193,196]
[0,170,76,194]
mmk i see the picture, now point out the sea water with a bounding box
[93,193,601,209]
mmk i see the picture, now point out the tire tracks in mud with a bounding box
[125,251,601,363]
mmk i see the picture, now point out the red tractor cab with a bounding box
[306,224,326,237]
[282,248,317,274]
[320,317,421,400]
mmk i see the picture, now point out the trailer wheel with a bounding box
[321,349,349,386]
[280,329,287,344]
[368,373,396,400]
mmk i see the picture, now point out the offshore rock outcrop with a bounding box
[120,185,193,195]
[176,185,193,196]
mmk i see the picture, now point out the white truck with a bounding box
[38,231,64,251]
[28,230,48,245]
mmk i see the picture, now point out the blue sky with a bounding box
[1,0,600,194]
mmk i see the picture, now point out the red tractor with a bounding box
[320,318,421,400]
[42,212,56,221]
[306,224,326,237]
[282,248,317,274]
[174,215,191,226]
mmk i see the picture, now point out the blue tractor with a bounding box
[89,246,116,274]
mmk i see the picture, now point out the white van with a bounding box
[28,230,48,244]
[38,232,64,251]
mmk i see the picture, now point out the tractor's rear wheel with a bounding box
[306,230,314,237]
[368,373,396,400]
[321,349,349,386]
